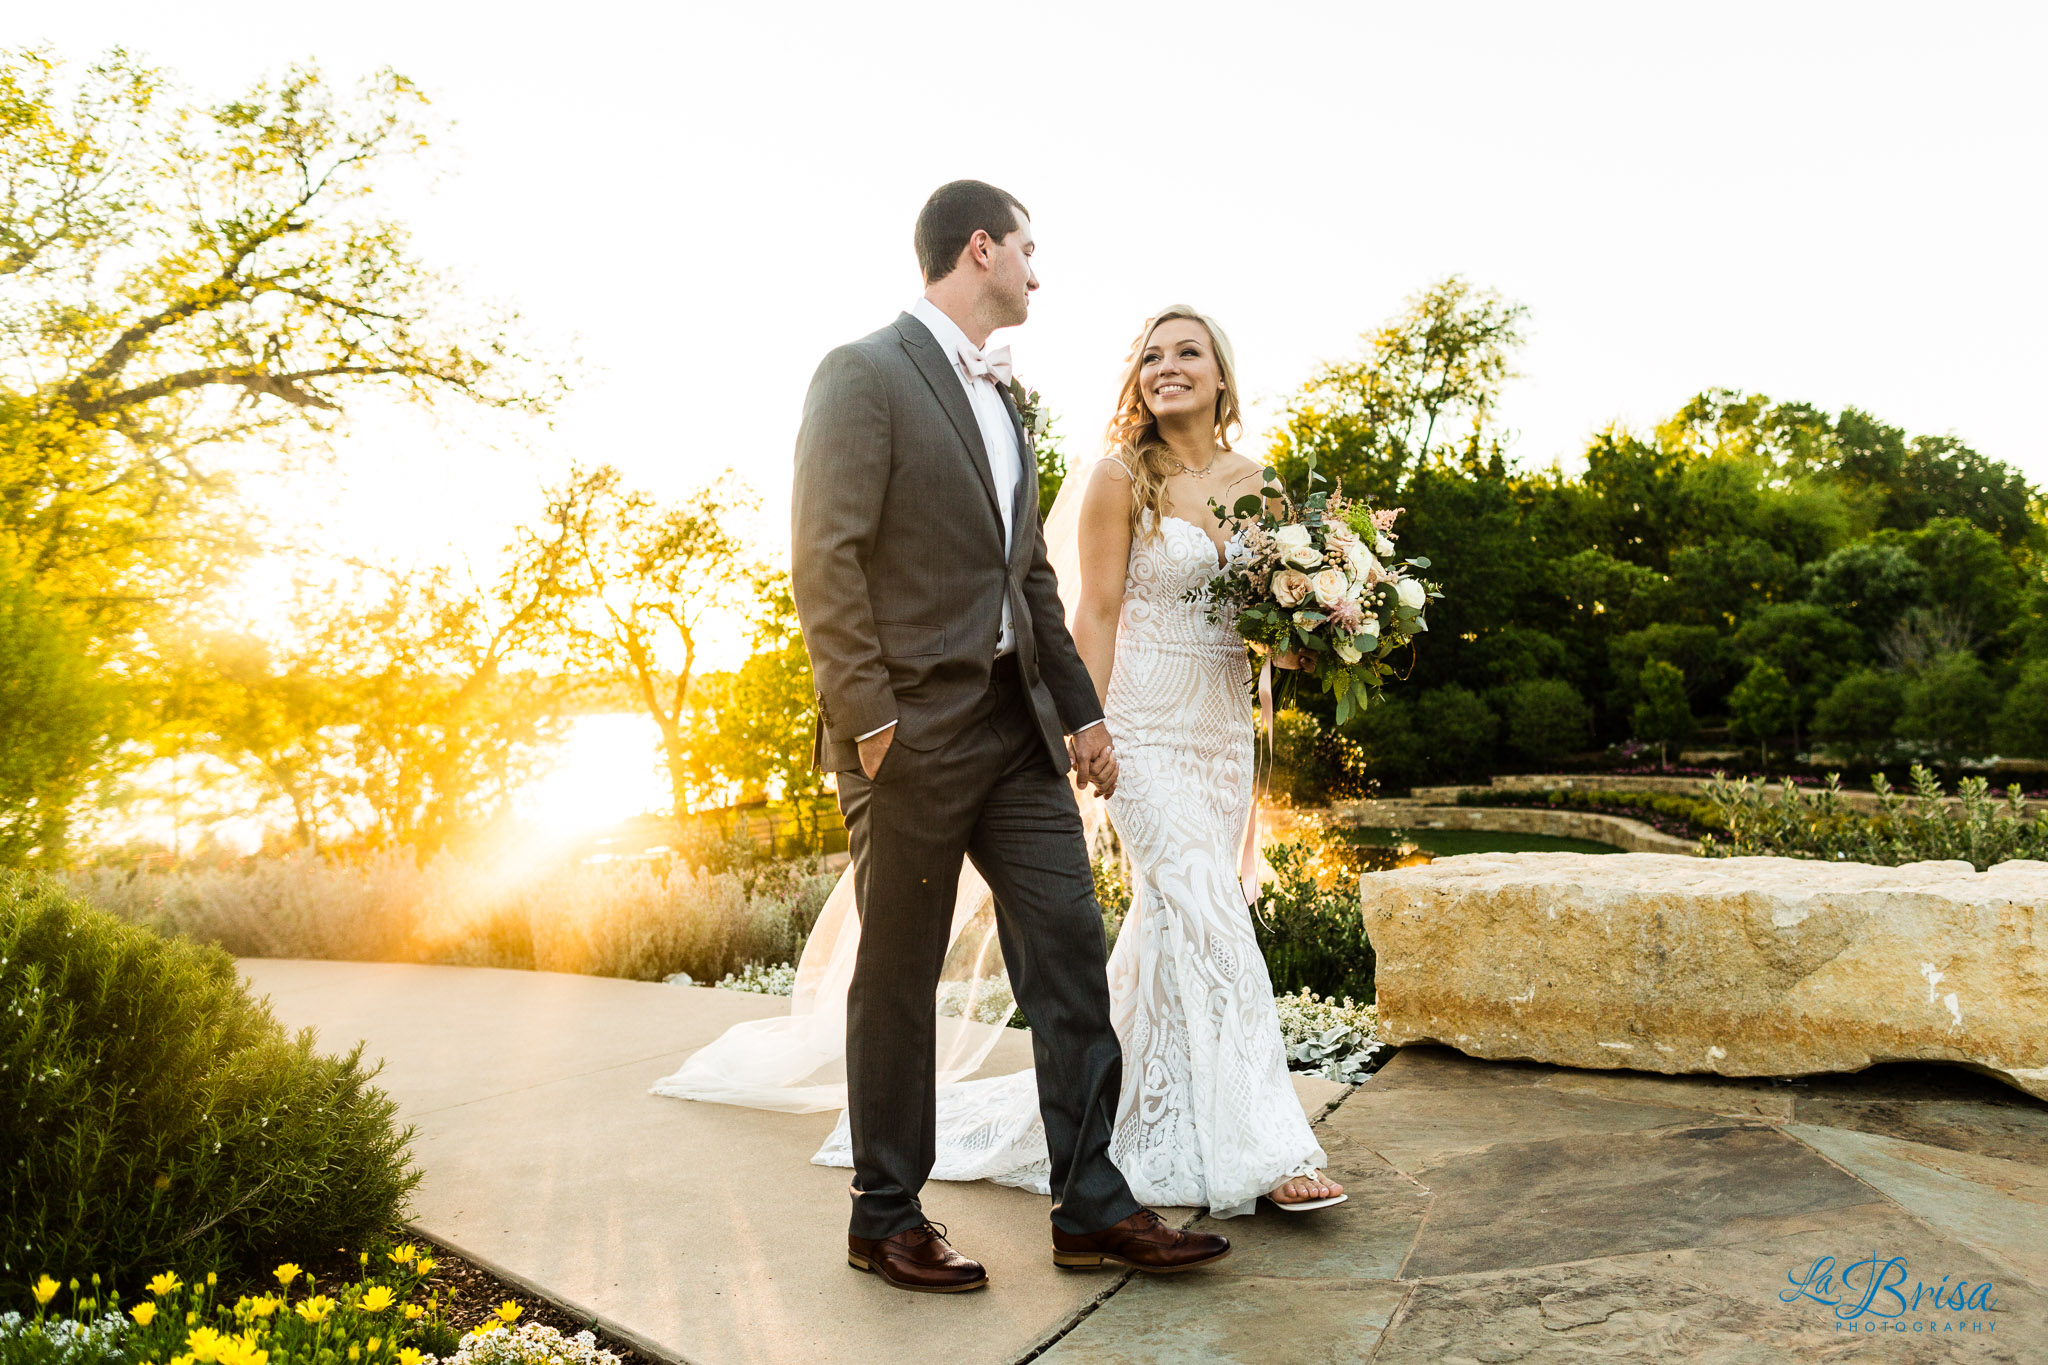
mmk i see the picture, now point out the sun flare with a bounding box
[519,713,672,836]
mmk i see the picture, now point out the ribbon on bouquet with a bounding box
[1237,658,1275,908]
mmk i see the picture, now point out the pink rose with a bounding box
[1271,569,1311,607]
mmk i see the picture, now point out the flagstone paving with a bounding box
[243,961,2048,1365]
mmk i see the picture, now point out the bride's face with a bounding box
[1138,320,1223,424]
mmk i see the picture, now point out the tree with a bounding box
[1812,669,1907,763]
[683,575,829,830]
[529,465,759,825]
[1608,624,1727,714]
[0,569,120,864]
[2,50,548,624]
[1805,540,1931,642]
[1993,661,2048,759]
[1728,660,1794,768]
[1895,652,1998,759]
[1495,679,1591,767]
[1730,603,1863,750]
[1630,660,1694,767]
[1269,276,1527,501]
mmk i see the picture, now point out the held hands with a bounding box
[1069,724,1119,799]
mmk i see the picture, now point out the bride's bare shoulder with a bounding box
[1088,455,1134,485]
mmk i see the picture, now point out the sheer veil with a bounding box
[650,454,1112,1112]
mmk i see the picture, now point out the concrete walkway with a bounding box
[245,960,2048,1364]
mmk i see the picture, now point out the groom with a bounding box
[790,181,1229,1293]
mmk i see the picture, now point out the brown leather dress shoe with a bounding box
[848,1221,989,1294]
[1052,1209,1230,1273]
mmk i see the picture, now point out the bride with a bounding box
[656,304,1344,1217]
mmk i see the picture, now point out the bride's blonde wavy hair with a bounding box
[1105,305,1245,539]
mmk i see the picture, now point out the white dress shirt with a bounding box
[857,299,1100,742]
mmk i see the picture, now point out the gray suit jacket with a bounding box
[791,312,1104,775]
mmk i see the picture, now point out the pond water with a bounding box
[1323,825,1623,875]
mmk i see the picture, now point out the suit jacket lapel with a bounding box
[997,383,1036,564]
[895,314,1004,528]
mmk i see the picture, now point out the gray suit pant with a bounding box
[835,657,1143,1241]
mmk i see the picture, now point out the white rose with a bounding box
[1310,568,1348,607]
[1283,543,1324,570]
[1375,535,1395,558]
[1358,614,1381,637]
[1333,637,1362,665]
[1347,540,1380,581]
[1292,610,1325,631]
[1325,525,1360,557]
[1272,523,1313,552]
[1341,572,1365,601]
[1395,578,1427,609]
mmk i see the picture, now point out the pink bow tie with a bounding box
[958,343,1013,388]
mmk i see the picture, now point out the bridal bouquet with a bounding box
[1190,453,1440,724]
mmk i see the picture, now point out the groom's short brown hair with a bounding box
[916,180,1029,284]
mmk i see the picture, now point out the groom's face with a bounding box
[983,209,1038,328]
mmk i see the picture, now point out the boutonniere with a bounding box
[1007,376,1049,451]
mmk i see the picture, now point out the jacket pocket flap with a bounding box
[876,619,944,657]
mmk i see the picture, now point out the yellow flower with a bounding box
[130,1302,159,1326]
[493,1301,522,1325]
[401,1306,425,1322]
[387,1245,418,1267]
[31,1275,59,1306]
[246,1296,280,1318]
[148,1273,183,1297]
[185,1326,227,1363]
[366,1339,381,1354]
[215,1339,268,1365]
[359,1253,369,1267]
[361,1285,397,1313]
[399,1350,425,1365]
[293,1295,335,1324]
[347,1346,360,1362]
[206,1273,218,1287]
[414,1259,435,1277]
[272,1264,301,1289]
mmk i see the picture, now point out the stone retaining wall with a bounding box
[1317,798,1697,854]
[1411,773,2048,819]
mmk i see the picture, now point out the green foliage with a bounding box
[1629,659,1694,765]
[1896,652,1999,757]
[1701,766,2048,870]
[0,572,120,866]
[1494,678,1591,766]
[1344,687,1495,790]
[1254,841,1375,1003]
[1812,669,1907,762]
[1805,540,1931,640]
[1608,624,1727,710]
[0,874,418,1297]
[1728,660,1795,762]
[1272,707,1368,804]
[684,576,827,815]
[1456,786,1722,839]
[1993,660,2048,758]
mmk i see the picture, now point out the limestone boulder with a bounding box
[1362,853,2048,1100]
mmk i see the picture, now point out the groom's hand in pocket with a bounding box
[1069,724,1118,798]
[858,724,896,780]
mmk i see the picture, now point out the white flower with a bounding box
[1358,614,1381,637]
[1346,539,1380,581]
[1309,568,1348,607]
[1292,610,1325,631]
[1271,568,1311,607]
[1375,535,1395,557]
[1395,578,1427,609]
[1272,523,1313,552]
[1333,637,1362,664]
[1324,525,1361,558]
[1283,543,1324,570]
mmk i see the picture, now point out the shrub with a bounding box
[1271,707,1370,804]
[1495,679,1591,766]
[1274,988,1383,1083]
[0,574,122,868]
[1256,840,1375,1002]
[1813,668,1907,761]
[1412,686,1498,779]
[1456,786,1723,841]
[0,874,417,1300]
[1895,651,1999,756]
[1994,661,2048,758]
[1700,765,2048,870]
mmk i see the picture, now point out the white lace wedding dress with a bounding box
[811,510,1327,1216]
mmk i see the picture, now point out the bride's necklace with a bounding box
[1161,450,1220,479]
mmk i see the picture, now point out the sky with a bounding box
[24,1,2048,667]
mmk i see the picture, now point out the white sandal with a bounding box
[1267,1172,1348,1212]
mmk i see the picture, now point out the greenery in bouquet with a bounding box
[1190,453,1441,723]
